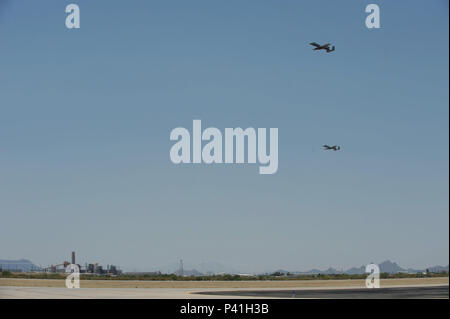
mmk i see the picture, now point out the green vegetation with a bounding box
[0,271,448,281]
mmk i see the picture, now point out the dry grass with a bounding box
[0,277,447,289]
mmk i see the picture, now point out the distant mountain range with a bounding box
[154,259,448,275]
[154,261,239,275]
[1,258,448,275]
[0,259,41,272]
[276,260,449,275]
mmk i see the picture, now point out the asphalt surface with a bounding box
[195,285,449,299]
[1,285,448,299]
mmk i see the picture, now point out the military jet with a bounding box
[323,145,340,151]
[310,42,335,53]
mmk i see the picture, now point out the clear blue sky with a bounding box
[0,0,448,272]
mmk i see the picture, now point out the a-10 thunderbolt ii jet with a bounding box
[310,42,335,53]
[323,145,341,151]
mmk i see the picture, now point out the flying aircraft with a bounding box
[310,42,335,53]
[323,145,340,151]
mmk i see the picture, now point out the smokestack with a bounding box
[71,251,75,264]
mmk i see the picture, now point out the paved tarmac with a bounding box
[1,285,448,299]
[195,285,449,299]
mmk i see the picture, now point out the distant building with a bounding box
[42,253,122,276]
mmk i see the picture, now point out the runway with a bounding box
[195,285,449,299]
[1,285,448,299]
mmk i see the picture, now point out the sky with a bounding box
[0,0,448,273]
